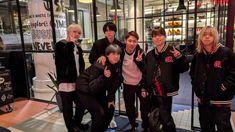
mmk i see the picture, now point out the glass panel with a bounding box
[136,18,144,48]
[20,0,32,51]
[25,52,34,98]
[75,2,92,48]
[144,18,154,52]
[23,0,57,101]
[26,0,55,51]
[0,1,23,51]
[97,21,105,40]
[143,0,163,53]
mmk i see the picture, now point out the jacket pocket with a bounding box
[216,81,234,100]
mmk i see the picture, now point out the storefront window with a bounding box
[0,0,24,51]
[0,1,232,128]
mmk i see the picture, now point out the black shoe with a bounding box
[77,124,89,130]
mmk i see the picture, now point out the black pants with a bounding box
[151,96,176,132]
[60,91,86,131]
[77,92,114,132]
[123,83,150,130]
[198,103,233,132]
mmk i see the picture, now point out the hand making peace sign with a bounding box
[136,50,144,61]
[170,46,181,58]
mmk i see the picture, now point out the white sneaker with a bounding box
[109,118,117,128]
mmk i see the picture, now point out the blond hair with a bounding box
[197,26,220,53]
[67,23,82,34]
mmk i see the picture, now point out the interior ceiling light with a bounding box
[177,0,187,11]
[79,0,92,3]
[110,0,121,12]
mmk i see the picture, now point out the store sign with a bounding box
[28,0,67,50]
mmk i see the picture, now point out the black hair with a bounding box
[152,26,166,37]
[105,44,121,56]
[103,22,117,33]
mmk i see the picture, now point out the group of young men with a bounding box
[55,22,235,132]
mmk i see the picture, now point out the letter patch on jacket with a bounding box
[214,60,222,68]
[165,56,173,63]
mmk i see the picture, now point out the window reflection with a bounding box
[0,1,24,50]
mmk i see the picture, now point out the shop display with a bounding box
[167,21,182,27]
[167,29,181,35]
[0,66,13,112]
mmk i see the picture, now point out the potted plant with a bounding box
[46,72,63,111]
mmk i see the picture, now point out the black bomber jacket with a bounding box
[190,45,235,104]
[143,44,189,97]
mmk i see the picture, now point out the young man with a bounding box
[76,44,121,132]
[143,27,189,132]
[89,22,123,128]
[190,26,235,132]
[55,24,88,132]
[120,31,150,132]
[89,22,123,65]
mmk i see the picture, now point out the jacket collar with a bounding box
[154,43,169,55]
[104,37,118,45]
[203,43,223,55]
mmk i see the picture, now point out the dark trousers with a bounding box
[151,96,176,132]
[123,83,150,130]
[60,91,86,131]
[77,92,114,132]
[198,103,233,132]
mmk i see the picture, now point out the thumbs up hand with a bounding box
[104,66,111,78]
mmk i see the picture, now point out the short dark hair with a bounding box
[103,22,117,33]
[125,31,139,40]
[152,26,166,37]
[105,44,121,56]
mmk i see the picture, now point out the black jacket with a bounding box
[55,40,85,83]
[143,44,189,97]
[190,46,235,104]
[89,37,123,64]
[76,61,121,101]
[120,44,145,83]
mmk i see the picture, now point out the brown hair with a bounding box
[197,26,219,53]
[152,26,166,37]
[125,31,139,40]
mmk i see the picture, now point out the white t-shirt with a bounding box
[122,50,142,85]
